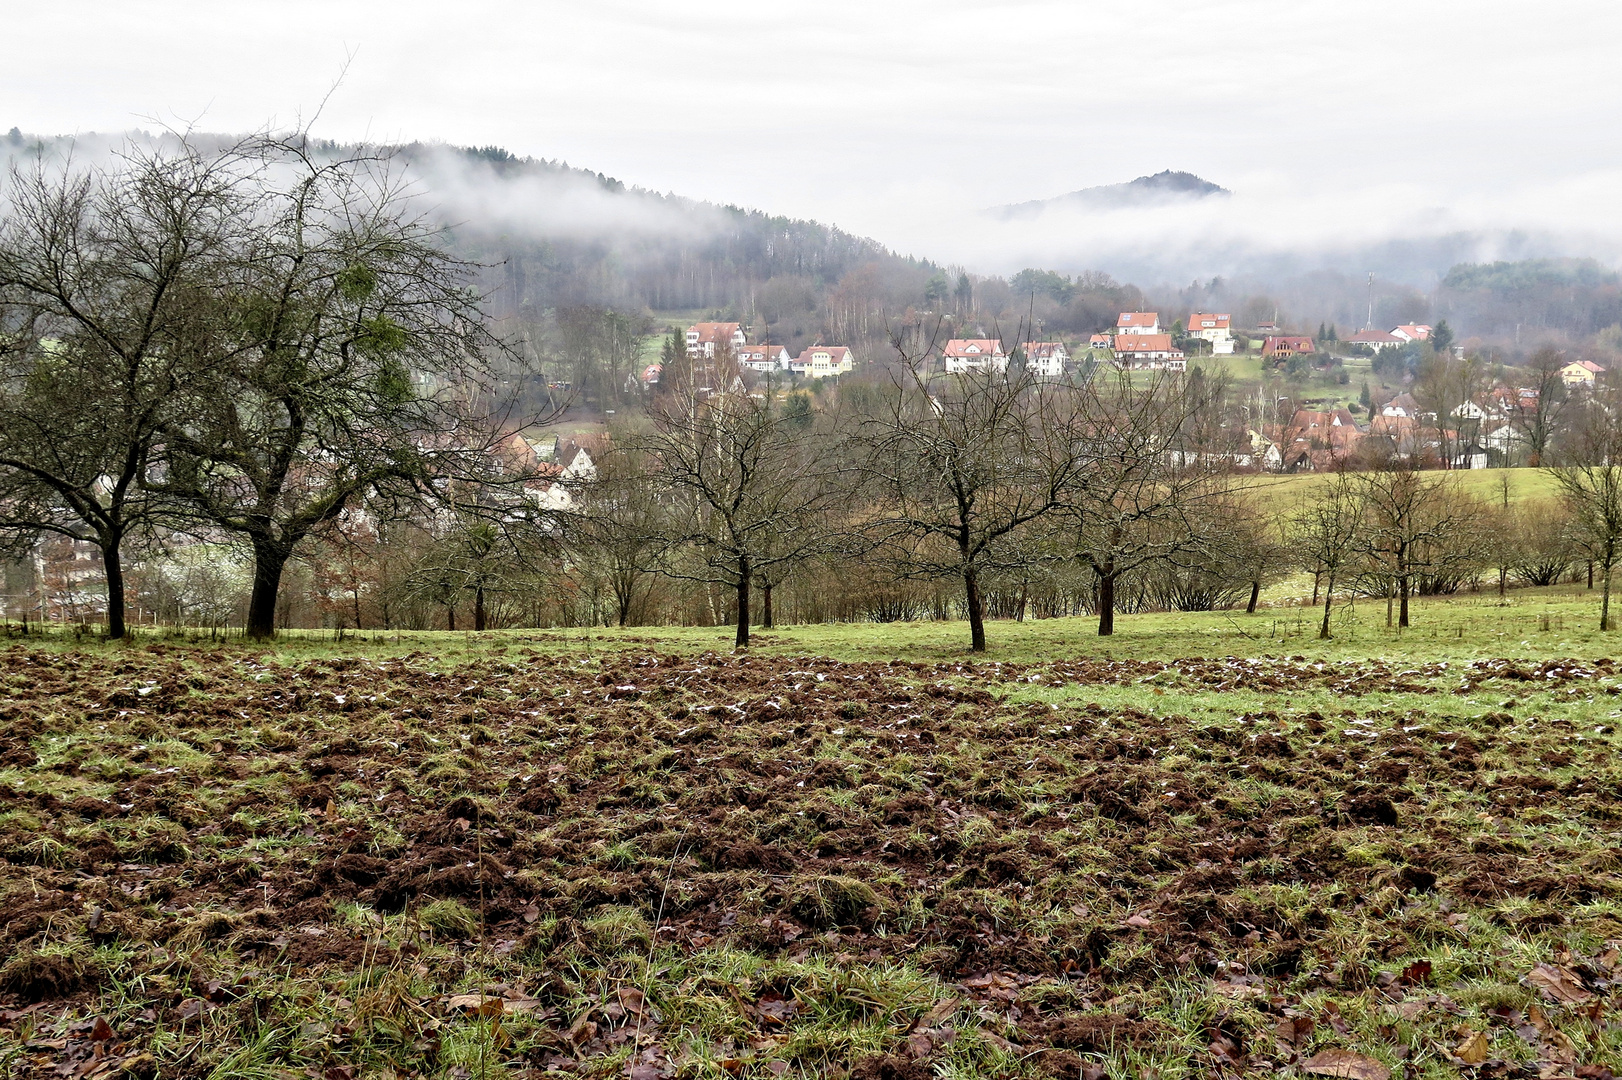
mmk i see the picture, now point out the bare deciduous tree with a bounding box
[1292,472,1362,638]
[634,389,838,648]
[0,141,242,637]
[857,322,1082,651]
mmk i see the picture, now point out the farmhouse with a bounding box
[1020,341,1069,379]
[942,339,1008,374]
[1346,329,1401,351]
[1116,312,1160,335]
[685,322,747,358]
[736,344,791,372]
[1381,392,1422,419]
[1185,312,1233,354]
[1390,324,1433,343]
[1111,333,1185,371]
[1262,335,1316,359]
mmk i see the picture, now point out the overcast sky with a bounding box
[9,1,1622,274]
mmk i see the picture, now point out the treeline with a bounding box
[0,133,536,639]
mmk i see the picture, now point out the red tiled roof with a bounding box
[942,339,1005,357]
[1117,312,1159,329]
[1113,334,1177,353]
[1187,312,1230,330]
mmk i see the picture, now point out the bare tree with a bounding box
[1292,472,1363,638]
[1353,463,1459,628]
[150,134,528,638]
[1511,347,1569,466]
[1551,396,1622,629]
[1062,370,1232,636]
[856,322,1082,651]
[633,389,838,649]
[566,446,664,627]
[0,141,243,637]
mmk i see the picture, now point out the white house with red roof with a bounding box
[1088,333,1113,352]
[1186,312,1233,354]
[1347,329,1402,351]
[1020,342,1069,379]
[1112,334,1185,371]
[1390,324,1433,343]
[1116,312,1160,336]
[736,343,791,372]
[685,322,747,358]
[942,339,1008,374]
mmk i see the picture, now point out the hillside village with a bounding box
[676,308,1608,476]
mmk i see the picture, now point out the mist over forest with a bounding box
[7,127,1620,365]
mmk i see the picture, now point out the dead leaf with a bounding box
[1542,1028,1577,1065]
[1528,963,1593,1004]
[1277,1015,1316,1049]
[1302,1048,1392,1080]
[1455,1029,1489,1066]
[88,1016,115,1043]
[1125,913,1155,928]
[618,987,646,1015]
[447,994,504,1017]
[1401,959,1433,985]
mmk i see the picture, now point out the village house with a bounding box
[791,345,855,377]
[736,343,791,372]
[1281,407,1362,471]
[1390,324,1433,343]
[1262,335,1316,360]
[1021,341,1069,379]
[1185,312,1234,354]
[1111,334,1185,371]
[1087,333,1113,352]
[1560,360,1606,388]
[1381,392,1422,419]
[1451,443,1489,470]
[685,322,747,358]
[1346,329,1402,351]
[1116,312,1160,335]
[941,339,1008,374]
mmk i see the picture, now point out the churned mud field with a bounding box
[4,642,1622,1078]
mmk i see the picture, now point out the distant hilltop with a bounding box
[991,170,1230,218]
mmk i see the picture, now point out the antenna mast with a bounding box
[1365,272,1374,331]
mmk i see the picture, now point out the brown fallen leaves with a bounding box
[1527,963,1594,1005]
[1302,1049,1392,1080]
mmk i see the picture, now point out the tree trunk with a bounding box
[246,539,290,640]
[102,541,127,640]
[447,604,456,632]
[1319,572,1335,639]
[474,584,487,632]
[1589,561,1595,589]
[735,556,751,649]
[1604,548,1614,632]
[964,563,987,651]
[1499,567,1507,597]
[1097,568,1116,637]
[1386,589,1393,628]
[1398,573,1410,628]
[1247,579,1261,614]
[761,582,774,629]
[1311,570,1321,605]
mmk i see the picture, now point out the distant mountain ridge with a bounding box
[991,170,1230,218]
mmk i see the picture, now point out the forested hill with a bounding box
[388,143,939,321]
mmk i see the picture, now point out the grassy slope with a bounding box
[3,592,1622,1078]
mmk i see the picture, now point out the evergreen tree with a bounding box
[1360,379,1373,413]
